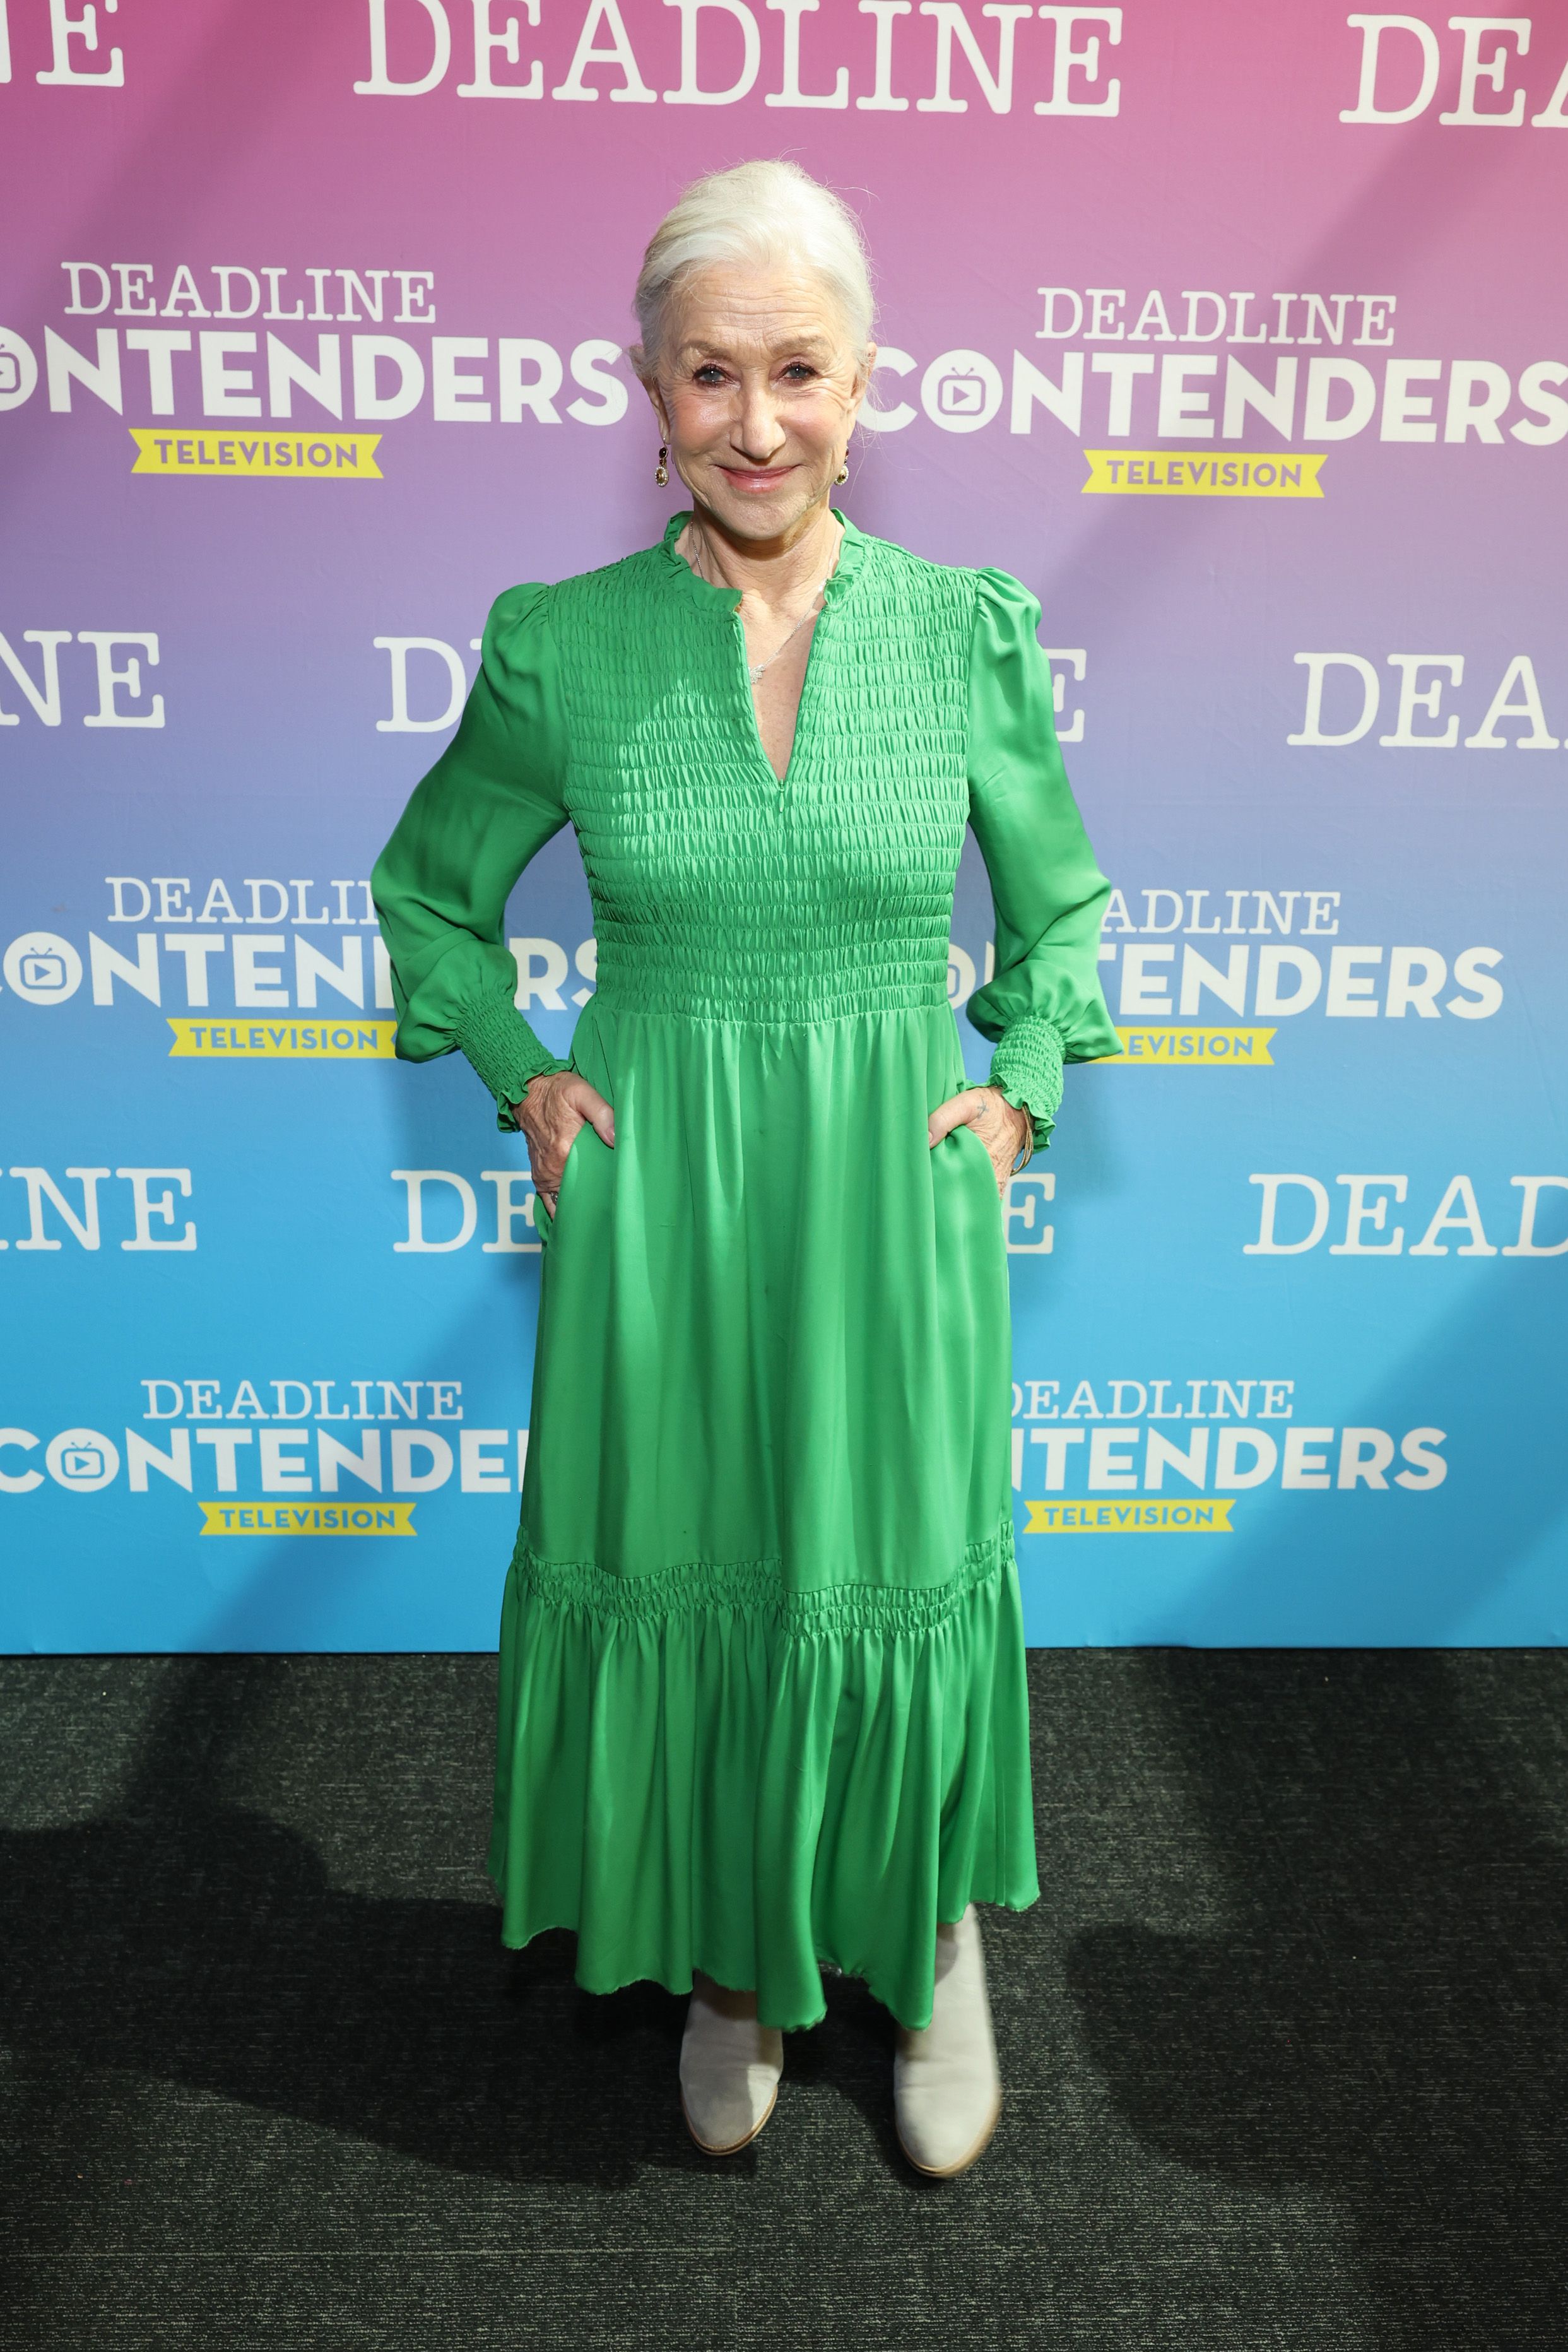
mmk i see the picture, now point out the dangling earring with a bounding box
[655,444,669,487]
[835,459,849,484]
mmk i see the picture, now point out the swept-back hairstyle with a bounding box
[630,159,875,374]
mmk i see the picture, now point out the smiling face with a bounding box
[643,262,873,549]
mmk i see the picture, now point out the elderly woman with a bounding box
[372,160,1117,2177]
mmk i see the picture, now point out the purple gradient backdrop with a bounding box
[2,0,1565,1648]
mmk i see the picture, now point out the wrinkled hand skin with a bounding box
[928,1084,1032,1195]
[515,1070,616,1214]
[516,1073,1029,1213]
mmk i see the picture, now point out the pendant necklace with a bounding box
[688,520,838,685]
[745,585,827,684]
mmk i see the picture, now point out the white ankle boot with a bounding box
[893,1905,1002,2177]
[680,1977,784,2155]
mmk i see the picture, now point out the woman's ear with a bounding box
[845,341,879,425]
[637,367,672,442]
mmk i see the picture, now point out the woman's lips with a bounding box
[718,464,794,492]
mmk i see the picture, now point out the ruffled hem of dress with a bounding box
[488,1893,1039,2033]
[485,1520,1040,2031]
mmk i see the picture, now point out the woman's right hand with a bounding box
[514,1070,615,1216]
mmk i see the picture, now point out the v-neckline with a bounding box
[738,586,827,789]
[657,507,865,793]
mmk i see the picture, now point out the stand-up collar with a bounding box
[657,507,866,612]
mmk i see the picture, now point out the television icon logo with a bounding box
[45,1429,121,1492]
[2,931,83,1004]
[0,328,38,413]
[919,349,1003,436]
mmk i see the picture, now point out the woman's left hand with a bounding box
[928,1084,1032,1196]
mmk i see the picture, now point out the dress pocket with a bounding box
[949,1116,1005,1209]
[533,1120,592,1250]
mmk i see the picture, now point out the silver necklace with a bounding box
[745,582,827,684]
[686,523,836,685]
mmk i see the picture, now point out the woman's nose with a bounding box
[734,384,786,460]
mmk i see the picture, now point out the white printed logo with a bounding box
[921,350,1005,435]
[45,1429,121,1492]
[0,328,39,410]
[2,931,83,1003]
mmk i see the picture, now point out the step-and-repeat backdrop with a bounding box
[3,3,1564,1650]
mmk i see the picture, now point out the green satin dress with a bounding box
[372,511,1118,2030]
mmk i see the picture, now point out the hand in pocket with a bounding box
[515,1071,615,1217]
[928,1085,1031,1197]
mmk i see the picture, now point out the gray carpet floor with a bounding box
[2,1649,1565,2349]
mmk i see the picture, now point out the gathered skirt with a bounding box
[486,995,1040,2030]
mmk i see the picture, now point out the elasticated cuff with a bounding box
[987,1013,1066,1152]
[454,992,570,1131]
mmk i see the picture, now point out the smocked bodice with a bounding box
[549,528,976,1026]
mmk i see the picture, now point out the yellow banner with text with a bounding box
[198,1501,417,1537]
[131,430,383,480]
[167,1019,396,1060]
[1025,1499,1235,1535]
[1083,450,1326,498]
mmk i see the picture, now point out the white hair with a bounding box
[630,160,875,374]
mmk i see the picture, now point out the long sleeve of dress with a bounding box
[372,582,572,1132]
[964,568,1121,1150]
